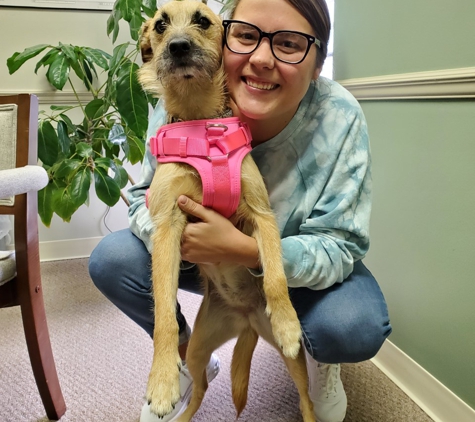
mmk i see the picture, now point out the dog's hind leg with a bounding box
[281,347,316,422]
[176,292,241,422]
[231,326,259,417]
[238,156,302,359]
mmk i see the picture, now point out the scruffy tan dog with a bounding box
[138,1,315,421]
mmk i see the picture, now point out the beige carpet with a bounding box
[0,258,433,422]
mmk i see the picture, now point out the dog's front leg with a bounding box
[146,184,188,417]
[251,210,302,359]
[240,156,302,359]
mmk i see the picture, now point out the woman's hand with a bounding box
[177,195,260,269]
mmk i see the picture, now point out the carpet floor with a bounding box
[0,258,433,422]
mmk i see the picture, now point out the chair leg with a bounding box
[20,277,66,420]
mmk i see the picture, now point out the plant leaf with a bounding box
[103,139,121,159]
[112,159,129,188]
[7,44,49,74]
[116,62,149,139]
[108,43,129,77]
[51,180,80,222]
[70,166,92,206]
[34,49,59,74]
[38,120,59,166]
[94,157,113,171]
[75,142,94,158]
[84,98,106,121]
[50,105,74,111]
[46,53,70,90]
[107,9,122,43]
[57,120,72,155]
[83,48,110,71]
[92,128,110,153]
[82,58,94,88]
[54,158,81,179]
[38,183,54,227]
[128,11,144,41]
[61,43,85,81]
[59,113,75,132]
[123,133,145,164]
[117,0,136,22]
[94,167,121,207]
[142,0,158,17]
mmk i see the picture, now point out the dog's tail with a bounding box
[231,326,259,417]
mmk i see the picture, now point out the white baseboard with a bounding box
[371,340,475,422]
[39,236,103,262]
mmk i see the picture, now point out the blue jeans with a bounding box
[89,229,391,363]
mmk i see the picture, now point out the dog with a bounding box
[138,1,315,421]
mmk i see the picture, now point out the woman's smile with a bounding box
[242,76,280,91]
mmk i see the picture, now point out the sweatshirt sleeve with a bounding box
[127,101,166,253]
[127,147,157,253]
[282,108,372,290]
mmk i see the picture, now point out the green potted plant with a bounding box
[7,0,230,227]
[6,0,160,226]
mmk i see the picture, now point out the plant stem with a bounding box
[120,190,130,206]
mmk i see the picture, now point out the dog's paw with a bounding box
[267,301,302,359]
[146,354,182,417]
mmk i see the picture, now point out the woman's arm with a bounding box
[282,109,372,290]
[177,195,260,270]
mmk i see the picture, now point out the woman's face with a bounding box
[223,0,321,142]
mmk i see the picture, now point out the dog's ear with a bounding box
[139,20,153,63]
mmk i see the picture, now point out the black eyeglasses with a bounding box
[222,20,321,65]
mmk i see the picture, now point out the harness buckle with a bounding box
[206,123,228,143]
[205,123,229,131]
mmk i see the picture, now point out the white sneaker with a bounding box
[305,350,347,422]
[140,353,220,422]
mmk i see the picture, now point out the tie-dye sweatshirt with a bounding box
[128,76,372,290]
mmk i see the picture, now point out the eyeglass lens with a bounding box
[225,22,310,63]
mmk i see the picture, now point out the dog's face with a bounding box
[139,0,223,87]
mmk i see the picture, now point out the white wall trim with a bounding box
[39,236,103,262]
[371,340,475,422]
[338,67,475,100]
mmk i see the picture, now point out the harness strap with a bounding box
[147,117,252,218]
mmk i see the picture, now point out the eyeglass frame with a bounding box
[222,19,321,65]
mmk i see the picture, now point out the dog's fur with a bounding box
[138,1,315,421]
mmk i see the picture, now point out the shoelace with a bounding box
[317,363,339,398]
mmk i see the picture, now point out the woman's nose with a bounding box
[249,38,275,68]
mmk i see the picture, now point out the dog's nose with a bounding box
[169,38,191,58]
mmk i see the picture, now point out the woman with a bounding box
[89,0,392,421]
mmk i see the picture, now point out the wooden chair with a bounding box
[0,94,66,420]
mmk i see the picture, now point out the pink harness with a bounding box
[147,117,252,218]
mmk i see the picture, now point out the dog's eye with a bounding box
[198,17,211,30]
[154,19,167,34]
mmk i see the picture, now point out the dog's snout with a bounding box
[168,38,192,58]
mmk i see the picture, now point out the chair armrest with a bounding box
[0,165,49,199]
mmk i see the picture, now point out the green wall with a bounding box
[334,0,475,409]
[334,0,475,79]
